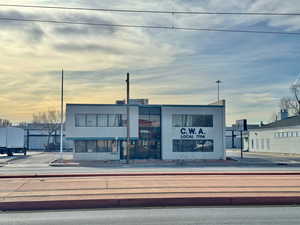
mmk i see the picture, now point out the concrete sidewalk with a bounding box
[1,172,300,211]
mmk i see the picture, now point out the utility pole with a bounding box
[240,131,243,159]
[126,72,130,164]
[60,69,64,160]
[216,80,222,103]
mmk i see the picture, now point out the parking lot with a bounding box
[227,149,300,165]
[0,151,72,167]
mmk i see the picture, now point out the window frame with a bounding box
[172,139,214,152]
[172,114,213,127]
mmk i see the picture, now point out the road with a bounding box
[2,206,300,225]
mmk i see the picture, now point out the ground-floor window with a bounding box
[173,140,214,152]
[266,138,270,150]
[74,140,115,153]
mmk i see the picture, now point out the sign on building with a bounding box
[236,119,248,131]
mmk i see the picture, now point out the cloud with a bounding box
[1,0,300,124]
[53,25,115,37]
[53,43,123,54]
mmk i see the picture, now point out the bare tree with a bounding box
[32,110,60,150]
[0,118,12,127]
[269,112,278,123]
[280,81,300,116]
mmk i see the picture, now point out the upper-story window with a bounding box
[172,114,213,127]
[86,114,97,127]
[75,114,86,127]
[75,113,127,127]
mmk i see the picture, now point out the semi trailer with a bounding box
[0,127,26,156]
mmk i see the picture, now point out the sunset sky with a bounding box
[0,0,300,125]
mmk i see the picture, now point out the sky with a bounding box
[0,0,300,125]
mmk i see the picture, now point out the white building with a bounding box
[248,116,300,154]
[65,103,225,161]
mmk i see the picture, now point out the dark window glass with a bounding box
[86,114,97,127]
[173,140,214,152]
[97,114,108,127]
[86,141,97,152]
[76,113,126,127]
[136,107,161,159]
[97,140,107,152]
[120,114,127,126]
[75,141,86,152]
[172,114,213,127]
[139,107,161,115]
[96,140,113,152]
[108,114,118,127]
[75,114,86,127]
[172,114,182,127]
[107,140,113,152]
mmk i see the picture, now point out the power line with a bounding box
[0,3,300,16]
[1,17,300,36]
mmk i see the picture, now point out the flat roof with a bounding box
[251,115,300,130]
[66,103,224,108]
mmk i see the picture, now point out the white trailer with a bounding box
[0,127,26,156]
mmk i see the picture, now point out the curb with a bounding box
[1,196,300,211]
[49,163,80,167]
[1,171,300,179]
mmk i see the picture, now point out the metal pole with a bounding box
[240,131,243,159]
[216,80,221,103]
[126,72,130,163]
[60,69,64,160]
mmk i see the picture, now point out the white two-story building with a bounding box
[65,102,225,161]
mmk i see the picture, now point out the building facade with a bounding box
[66,103,225,161]
[248,116,300,154]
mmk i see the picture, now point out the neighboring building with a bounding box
[116,99,149,105]
[65,102,226,161]
[20,123,72,150]
[225,124,259,149]
[248,116,300,154]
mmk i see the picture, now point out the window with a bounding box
[261,139,264,150]
[251,139,254,149]
[120,114,127,126]
[75,113,126,127]
[97,140,107,152]
[97,114,108,127]
[75,140,114,153]
[75,141,86,152]
[266,139,270,150]
[256,139,259,149]
[97,140,113,152]
[172,115,182,127]
[172,114,213,127]
[108,114,122,127]
[75,114,86,127]
[173,140,214,152]
[86,141,97,152]
[86,114,97,127]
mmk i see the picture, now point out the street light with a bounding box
[216,80,222,103]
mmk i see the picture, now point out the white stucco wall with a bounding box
[66,104,139,139]
[161,106,225,160]
[248,126,300,154]
[66,104,139,161]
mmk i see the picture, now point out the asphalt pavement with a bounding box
[227,149,300,165]
[2,150,300,175]
[2,206,300,225]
